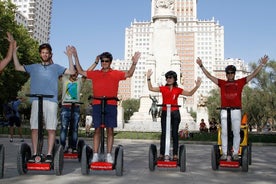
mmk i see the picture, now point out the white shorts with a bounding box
[30,100,58,130]
[85,115,93,126]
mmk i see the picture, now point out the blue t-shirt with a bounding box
[24,63,66,103]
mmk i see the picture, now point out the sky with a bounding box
[50,0,276,69]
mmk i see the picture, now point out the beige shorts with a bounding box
[30,100,58,130]
[85,115,93,126]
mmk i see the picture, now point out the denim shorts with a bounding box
[92,104,117,128]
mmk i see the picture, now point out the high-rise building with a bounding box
[9,0,53,44]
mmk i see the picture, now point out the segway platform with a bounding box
[90,162,113,170]
[157,160,177,168]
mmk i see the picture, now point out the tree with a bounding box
[122,99,140,122]
[0,0,40,110]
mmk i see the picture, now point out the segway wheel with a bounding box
[54,145,64,176]
[115,146,123,176]
[241,146,248,172]
[179,144,186,172]
[17,143,31,175]
[211,145,219,170]
[148,144,157,171]
[77,139,85,162]
[0,144,5,179]
[81,145,92,175]
[248,142,252,165]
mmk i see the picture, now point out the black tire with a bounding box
[81,145,91,175]
[115,146,123,176]
[241,146,249,172]
[179,144,186,172]
[0,145,5,179]
[77,139,85,162]
[148,144,157,171]
[54,145,64,176]
[211,145,219,170]
[17,143,31,175]
[248,142,252,165]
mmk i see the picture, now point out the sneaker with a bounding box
[9,138,13,142]
[92,153,98,162]
[220,154,227,160]
[45,155,53,163]
[232,154,239,161]
[106,153,113,164]
[28,155,37,163]
[72,149,78,154]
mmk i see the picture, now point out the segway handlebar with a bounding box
[90,96,120,102]
[216,107,241,110]
[26,94,54,98]
[157,104,181,107]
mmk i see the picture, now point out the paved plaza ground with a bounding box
[0,137,275,184]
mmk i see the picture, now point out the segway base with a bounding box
[90,162,113,170]
[64,153,78,159]
[27,163,51,171]
[219,160,240,168]
[157,160,177,168]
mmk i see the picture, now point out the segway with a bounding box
[17,94,64,175]
[81,96,123,176]
[0,144,5,179]
[149,104,186,172]
[211,107,251,172]
[62,101,85,161]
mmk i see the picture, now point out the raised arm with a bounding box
[182,77,201,96]
[147,69,160,92]
[70,46,87,77]
[0,32,15,72]
[246,55,269,83]
[87,55,100,71]
[64,46,76,75]
[196,57,218,85]
[125,51,141,78]
[12,41,25,72]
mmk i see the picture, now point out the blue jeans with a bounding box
[60,106,80,149]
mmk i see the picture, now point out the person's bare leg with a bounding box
[47,130,55,155]
[106,128,114,153]
[93,128,101,153]
[9,126,14,139]
[18,126,23,138]
[31,129,38,155]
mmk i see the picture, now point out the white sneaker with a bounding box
[106,153,113,163]
[92,153,98,162]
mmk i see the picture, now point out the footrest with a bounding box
[64,153,78,159]
[219,160,240,168]
[27,162,51,170]
[90,162,113,170]
[157,160,177,168]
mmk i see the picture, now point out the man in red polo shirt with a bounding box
[196,55,269,160]
[75,48,141,163]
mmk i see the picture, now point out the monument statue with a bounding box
[155,0,174,10]
[149,95,158,122]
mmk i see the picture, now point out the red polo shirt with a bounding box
[159,86,183,111]
[218,77,247,108]
[87,69,126,105]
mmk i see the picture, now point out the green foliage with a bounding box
[0,0,40,110]
[122,99,140,122]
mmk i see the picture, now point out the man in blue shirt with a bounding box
[13,43,75,162]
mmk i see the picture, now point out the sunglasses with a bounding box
[226,72,235,74]
[101,59,110,63]
[166,76,173,79]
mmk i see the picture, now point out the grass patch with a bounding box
[0,126,275,143]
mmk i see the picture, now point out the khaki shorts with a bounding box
[85,115,93,126]
[30,100,58,130]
